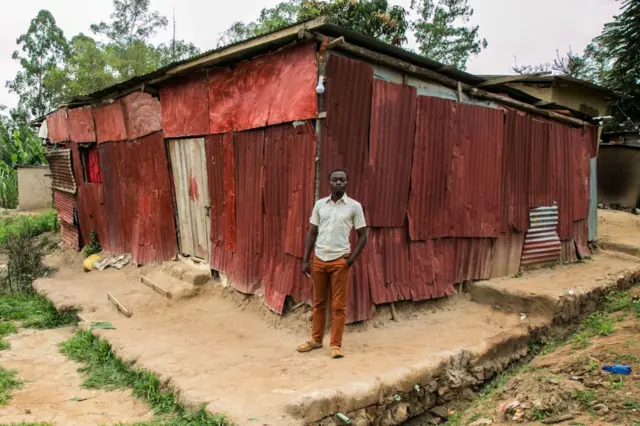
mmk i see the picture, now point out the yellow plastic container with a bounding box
[83,254,101,272]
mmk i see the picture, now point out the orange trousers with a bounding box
[311,255,350,349]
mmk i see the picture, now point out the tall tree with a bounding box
[411,0,487,70]
[64,34,117,96]
[599,0,640,129]
[91,0,168,80]
[218,0,409,47]
[155,40,201,66]
[5,10,69,118]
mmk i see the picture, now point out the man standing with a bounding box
[297,169,369,359]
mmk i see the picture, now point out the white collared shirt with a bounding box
[310,194,366,262]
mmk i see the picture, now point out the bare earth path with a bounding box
[0,327,153,425]
[33,247,640,425]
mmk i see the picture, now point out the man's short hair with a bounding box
[328,168,348,180]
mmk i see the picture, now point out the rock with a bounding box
[424,414,442,425]
[430,405,449,419]
[390,403,409,424]
[593,403,609,414]
[461,388,476,401]
[469,419,493,426]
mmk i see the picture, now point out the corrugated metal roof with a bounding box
[320,54,372,203]
[521,205,561,267]
[46,150,77,194]
[364,80,416,227]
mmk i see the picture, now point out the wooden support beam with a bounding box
[475,72,552,88]
[327,36,345,49]
[107,292,133,317]
[309,33,589,127]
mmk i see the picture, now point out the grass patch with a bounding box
[0,211,58,245]
[0,321,17,351]
[60,331,230,425]
[571,311,615,348]
[0,294,77,329]
[573,389,597,413]
[0,366,22,406]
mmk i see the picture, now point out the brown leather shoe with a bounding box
[297,341,322,353]
[331,347,344,359]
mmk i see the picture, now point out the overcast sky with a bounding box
[0,0,621,110]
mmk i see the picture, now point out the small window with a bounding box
[79,144,102,184]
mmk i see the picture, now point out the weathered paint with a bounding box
[205,134,231,271]
[320,55,373,202]
[521,205,562,267]
[348,231,374,323]
[94,102,128,143]
[560,240,578,264]
[364,80,416,227]
[160,72,210,138]
[409,238,456,301]
[588,158,598,241]
[527,119,554,208]
[573,219,590,258]
[208,43,317,134]
[490,232,525,278]
[61,221,80,251]
[408,97,503,239]
[120,92,162,140]
[77,183,109,247]
[46,109,70,143]
[501,110,531,233]
[53,190,75,225]
[454,238,495,282]
[168,138,211,260]
[99,132,177,264]
[45,150,77,194]
[68,106,96,142]
[69,142,85,186]
[571,128,591,222]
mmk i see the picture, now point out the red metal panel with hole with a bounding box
[364,80,416,227]
[68,106,96,143]
[160,72,210,138]
[208,43,317,134]
[121,92,162,140]
[77,183,109,248]
[99,132,177,264]
[320,55,373,202]
[94,103,127,143]
[46,109,70,143]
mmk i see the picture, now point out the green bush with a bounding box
[82,231,102,259]
[0,211,59,245]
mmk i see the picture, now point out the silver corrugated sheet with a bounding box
[521,205,561,267]
[588,158,598,241]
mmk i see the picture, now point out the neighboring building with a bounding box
[598,131,640,209]
[16,165,52,211]
[478,74,617,118]
[40,17,599,323]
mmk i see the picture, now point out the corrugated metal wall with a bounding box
[68,106,96,143]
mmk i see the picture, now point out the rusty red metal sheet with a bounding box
[120,92,162,140]
[348,232,374,323]
[501,111,531,233]
[94,103,128,143]
[227,129,264,293]
[364,80,416,227]
[61,221,80,251]
[549,121,574,239]
[223,133,237,253]
[409,238,456,301]
[560,240,578,264]
[53,190,75,225]
[99,132,177,264]
[69,142,84,185]
[409,97,503,239]
[367,228,412,303]
[67,106,96,143]
[490,232,524,278]
[160,72,210,138]
[571,128,591,222]
[454,238,495,282]
[208,43,317,134]
[320,55,373,202]
[528,119,554,208]
[573,219,590,258]
[45,150,77,194]
[77,183,109,247]
[46,109,70,143]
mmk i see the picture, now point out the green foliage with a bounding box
[0,211,59,245]
[5,10,69,118]
[64,34,117,96]
[0,294,77,329]
[0,366,22,406]
[411,0,487,69]
[82,231,102,259]
[60,331,230,425]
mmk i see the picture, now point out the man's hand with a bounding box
[346,257,355,267]
[301,260,311,276]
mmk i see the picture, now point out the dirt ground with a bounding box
[598,209,640,256]
[0,327,154,425]
[448,286,640,426]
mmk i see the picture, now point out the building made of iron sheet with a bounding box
[41,17,600,323]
